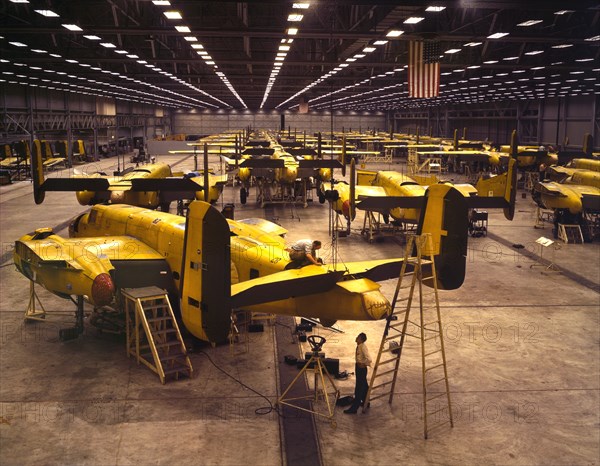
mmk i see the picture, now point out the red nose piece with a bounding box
[91,273,115,306]
[342,200,350,218]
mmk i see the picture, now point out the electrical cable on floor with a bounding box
[198,350,281,417]
[0,262,15,268]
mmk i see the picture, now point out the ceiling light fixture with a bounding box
[386,30,404,37]
[62,24,83,31]
[163,11,182,19]
[425,6,446,12]
[518,20,543,26]
[404,17,424,24]
[487,32,509,39]
[34,10,59,17]
[288,14,303,21]
[175,26,191,33]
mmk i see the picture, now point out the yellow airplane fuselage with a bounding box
[56,203,391,339]
[75,163,173,207]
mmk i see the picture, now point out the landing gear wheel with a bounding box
[240,187,247,204]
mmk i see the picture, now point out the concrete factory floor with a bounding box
[0,151,598,466]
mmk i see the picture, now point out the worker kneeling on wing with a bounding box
[285,239,323,267]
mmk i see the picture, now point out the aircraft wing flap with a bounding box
[41,178,110,191]
[534,182,567,197]
[212,174,229,185]
[356,196,425,212]
[239,159,285,168]
[298,160,344,169]
[355,185,387,198]
[130,178,202,192]
[231,269,345,308]
[582,194,600,212]
[331,258,405,282]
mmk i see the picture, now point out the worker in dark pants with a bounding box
[344,332,372,414]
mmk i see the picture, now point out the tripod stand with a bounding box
[278,335,340,426]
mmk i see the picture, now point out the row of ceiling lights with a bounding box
[5,0,232,108]
[318,69,599,111]
[2,3,230,108]
[310,52,599,111]
[289,7,599,111]
[0,57,199,107]
[326,72,599,112]
[151,0,246,108]
[260,2,310,109]
[5,0,600,112]
[0,37,216,108]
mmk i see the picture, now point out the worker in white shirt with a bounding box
[285,239,322,266]
[344,332,372,414]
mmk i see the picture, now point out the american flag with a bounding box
[408,40,441,98]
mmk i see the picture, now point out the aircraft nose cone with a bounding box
[342,200,350,218]
[91,273,115,306]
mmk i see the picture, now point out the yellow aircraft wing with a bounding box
[235,218,288,238]
[230,256,403,306]
[355,185,387,198]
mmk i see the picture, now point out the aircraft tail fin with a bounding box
[31,140,45,204]
[180,201,231,343]
[583,133,593,157]
[473,130,518,220]
[349,158,356,221]
[416,185,468,290]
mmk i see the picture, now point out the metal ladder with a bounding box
[363,233,453,438]
[123,286,193,384]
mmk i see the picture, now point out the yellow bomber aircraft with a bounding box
[532,157,600,241]
[325,155,516,234]
[15,151,487,342]
[228,145,337,205]
[32,150,227,210]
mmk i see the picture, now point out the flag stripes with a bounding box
[408,40,441,98]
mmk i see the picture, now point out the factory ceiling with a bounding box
[1,0,599,111]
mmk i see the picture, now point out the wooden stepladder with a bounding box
[363,234,453,439]
[123,286,193,384]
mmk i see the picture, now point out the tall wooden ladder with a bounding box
[363,234,453,438]
[123,286,193,384]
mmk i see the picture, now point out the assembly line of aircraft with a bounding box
[9,127,599,352]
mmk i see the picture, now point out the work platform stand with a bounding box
[363,234,454,439]
[278,335,340,427]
